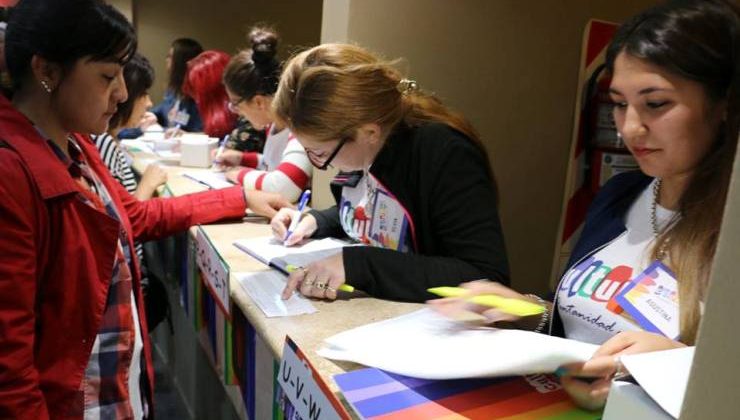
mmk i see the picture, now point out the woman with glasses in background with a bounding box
[215,26,311,203]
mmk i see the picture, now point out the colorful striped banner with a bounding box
[335,368,601,419]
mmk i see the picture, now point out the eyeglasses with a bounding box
[306,136,349,170]
[227,97,245,113]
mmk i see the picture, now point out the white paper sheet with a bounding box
[236,271,317,317]
[318,308,598,380]
[182,171,233,189]
[620,346,695,418]
[233,236,349,266]
[120,139,155,154]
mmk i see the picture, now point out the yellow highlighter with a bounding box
[427,286,545,317]
[285,264,355,292]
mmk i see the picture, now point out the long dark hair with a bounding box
[6,0,136,91]
[605,0,739,344]
[223,25,281,100]
[109,53,155,130]
[168,37,202,97]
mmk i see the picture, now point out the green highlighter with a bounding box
[285,264,355,292]
[427,286,545,317]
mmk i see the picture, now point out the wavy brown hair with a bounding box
[273,43,495,190]
[606,0,739,344]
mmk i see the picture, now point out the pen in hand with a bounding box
[284,189,311,242]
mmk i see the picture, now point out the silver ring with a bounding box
[314,282,327,290]
[612,356,628,379]
[325,286,337,293]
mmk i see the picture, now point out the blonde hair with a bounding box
[273,43,495,184]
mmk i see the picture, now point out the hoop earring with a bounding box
[40,80,52,93]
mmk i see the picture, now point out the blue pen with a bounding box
[285,189,311,241]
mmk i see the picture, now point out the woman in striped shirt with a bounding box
[94,53,167,200]
[216,26,311,203]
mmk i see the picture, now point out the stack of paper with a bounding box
[319,309,598,380]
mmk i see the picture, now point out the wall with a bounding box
[134,0,323,102]
[320,0,659,294]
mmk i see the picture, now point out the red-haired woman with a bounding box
[183,50,236,139]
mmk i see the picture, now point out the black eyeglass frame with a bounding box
[310,136,349,170]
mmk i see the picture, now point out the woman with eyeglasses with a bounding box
[215,26,312,203]
[269,44,510,303]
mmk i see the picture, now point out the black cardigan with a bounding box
[308,123,509,302]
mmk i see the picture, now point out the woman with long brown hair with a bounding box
[432,0,739,410]
[269,43,509,302]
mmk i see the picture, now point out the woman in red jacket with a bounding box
[0,1,289,418]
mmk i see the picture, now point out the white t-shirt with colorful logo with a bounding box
[557,180,679,345]
[339,171,412,252]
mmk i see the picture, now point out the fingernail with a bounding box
[554,367,569,378]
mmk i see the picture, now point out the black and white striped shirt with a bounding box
[93,133,138,194]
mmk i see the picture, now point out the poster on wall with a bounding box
[550,19,623,285]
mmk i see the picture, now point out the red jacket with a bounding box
[0,95,248,419]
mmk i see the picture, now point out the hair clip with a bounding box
[397,78,418,95]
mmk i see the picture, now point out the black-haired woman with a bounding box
[0,1,289,417]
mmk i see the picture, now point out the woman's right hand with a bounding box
[134,163,168,200]
[212,149,243,167]
[428,280,545,326]
[270,208,318,246]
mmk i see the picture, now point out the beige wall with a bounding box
[320,0,659,294]
[134,0,322,102]
[108,0,133,23]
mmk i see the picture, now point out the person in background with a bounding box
[0,1,289,417]
[216,26,311,203]
[94,53,166,201]
[269,43,510,302]
[120,37,204,139]
[182,50,237,139]
[431,0,739,411]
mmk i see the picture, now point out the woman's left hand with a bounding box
[558,331,687,411]
[281,253,346,301]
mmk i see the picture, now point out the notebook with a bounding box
[233,236,352,274]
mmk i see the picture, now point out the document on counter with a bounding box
[318,308,599,380]
[236,271,317,317]
[233,236,353,274]
[182,171,233,189]
[120,139,155,154]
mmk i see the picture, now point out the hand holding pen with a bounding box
[270,190,317,246]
